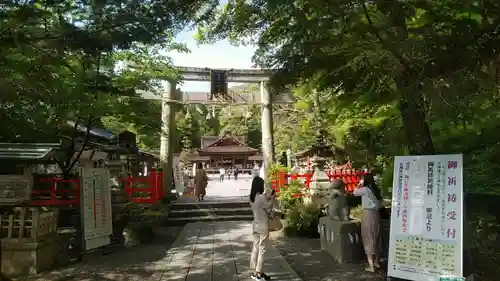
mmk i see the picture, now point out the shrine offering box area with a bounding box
[0,207,60,276]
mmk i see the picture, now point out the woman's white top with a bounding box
[353,186,381,210]
[250,194,273,234]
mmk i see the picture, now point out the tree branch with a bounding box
[362,3,411,71]
[65,115,95,174]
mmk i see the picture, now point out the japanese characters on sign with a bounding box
[396,163,404,218]
[79,168,113,251]
[388,154,463,281]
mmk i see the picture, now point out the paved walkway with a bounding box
[23,221,301,281]
[176,174,253,203]
[22,178,302,281]
[150,221,302,281]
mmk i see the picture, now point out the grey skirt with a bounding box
[361,209,381,255]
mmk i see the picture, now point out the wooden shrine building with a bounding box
[189,133,263,173]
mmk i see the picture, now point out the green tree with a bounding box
[197,0,500,155]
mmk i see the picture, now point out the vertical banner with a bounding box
[79,167,113,251]
[388,154,463,281]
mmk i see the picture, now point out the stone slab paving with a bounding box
[152,221,302,281]
[17,226,184,281]
[270,233,386,281]
[18,222,301,281]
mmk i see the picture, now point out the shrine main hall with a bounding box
[188,133,263,173]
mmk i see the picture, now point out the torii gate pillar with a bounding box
[260,81,275,180]
[160,81,176,196]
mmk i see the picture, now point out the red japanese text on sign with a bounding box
[447,193,457,203]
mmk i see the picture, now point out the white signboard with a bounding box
[79,167,113,251]
[173,156,184,194]
[388,154,463,281]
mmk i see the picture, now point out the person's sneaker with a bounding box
[251,273,264,281]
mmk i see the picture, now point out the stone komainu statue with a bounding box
[326,179,349,221]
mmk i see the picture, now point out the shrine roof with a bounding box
[198,133,258,154]
[139,150,160,159]
[294,143,346,158]
[201,136,220,148]
[199,146,258,153]
[0,143,61,160]
[66,120,114,140]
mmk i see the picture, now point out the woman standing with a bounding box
[353,173,383,272]
[194,163,208,202]
[249,176,274,281]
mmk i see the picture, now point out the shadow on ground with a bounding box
[17,226,184,281]
[18,221,260,281]
[270,233,386,281]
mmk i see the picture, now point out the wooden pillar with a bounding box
[260,81,275,180]
[160,81,176,196]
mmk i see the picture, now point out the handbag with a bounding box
[268,214,283,232]
[379,206,390,219]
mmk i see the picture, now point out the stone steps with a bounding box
[169,207,253,218]
[167,199,253,225]
[167,214,254,225]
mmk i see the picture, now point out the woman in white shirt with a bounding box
[353,173,382,272]
[249,176,274,281]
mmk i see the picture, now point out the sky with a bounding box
[166,28,257,92]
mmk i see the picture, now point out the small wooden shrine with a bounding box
[0,142,61,276]
[294,130,347,167]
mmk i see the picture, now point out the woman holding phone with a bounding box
[249,176,275,281]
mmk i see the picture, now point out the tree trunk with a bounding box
[396,73,435,155]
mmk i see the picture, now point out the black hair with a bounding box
[197,162,203,169]
[362,173,382,200]
[250,176,265,203]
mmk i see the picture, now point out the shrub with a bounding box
[284,203,322,238]
[277,180,304,213]
[350,205,364,220]
[266,163,289,183]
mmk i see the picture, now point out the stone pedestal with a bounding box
[380,219,390,259]
[318,217,364,263]
[1,235,61,276]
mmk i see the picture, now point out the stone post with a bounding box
[160,81,176,197]
[260,81,275,181]
[286,148,292,168]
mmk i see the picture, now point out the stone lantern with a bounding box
[304,130,336,207]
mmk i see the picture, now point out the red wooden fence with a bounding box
[271,168,368,197]
[31,170,163,206]
[122,170,164,204]
[31,177,80,206]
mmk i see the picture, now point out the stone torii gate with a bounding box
[154,67,293,194]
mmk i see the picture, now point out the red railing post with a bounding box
[158,170,164,199]
[124,175,133,200]
[74,179,80,205]
[150,169,158,202]
[50,177,57,202]
[304,173,312,189]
